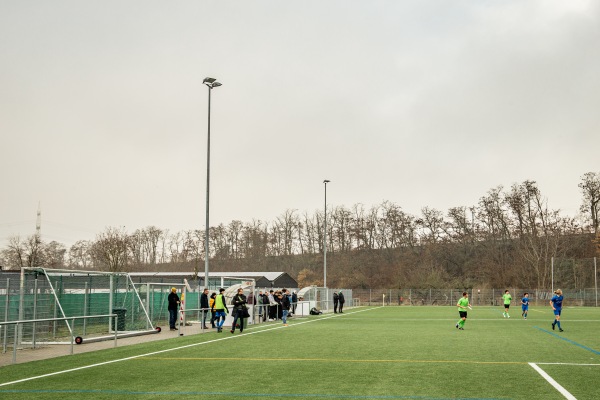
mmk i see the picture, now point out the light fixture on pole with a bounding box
[323,179,330,288]
[203,77,222,289]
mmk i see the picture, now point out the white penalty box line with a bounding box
[528,362,600,400]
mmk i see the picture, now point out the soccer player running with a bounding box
[455,292,471,330]
[550,289,564,332]
[521,292,529,319]
[502,290,512,318]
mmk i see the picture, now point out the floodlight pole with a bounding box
[323,180,330,288]
[203,77,221,289]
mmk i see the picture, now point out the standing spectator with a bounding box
[231,288,247,334]
[502,290,512,318]
[274,290,283,320]
[209,292,217,328]
[261,291,270,322]
[338,291,345,313]
[521,292,529,320]
[257,290,264,320]
[333,292,339,313]
[455,292,471,330]
[291,291,298,315]
[168,287,180,331]
[200,288,210,329]
[550,289,564,332]
[268,290,276,321]
[280,289,291,326]
[211,288,228,333]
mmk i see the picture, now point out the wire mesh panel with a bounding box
[18,268,155,344]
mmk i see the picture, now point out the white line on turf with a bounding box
[536,362,600,366]
[529,362,577,400]
[0,306,378,388]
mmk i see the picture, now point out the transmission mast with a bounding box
[36,201,42,240]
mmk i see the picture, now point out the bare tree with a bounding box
[579,172,600,235]
[68,240,93,269]
[90,227,130,272]
[0,236,27,270]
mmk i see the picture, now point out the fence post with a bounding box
[3,278,9,354]
[83,282,89,336]
[13,323,18,364]
[70,318,75,355]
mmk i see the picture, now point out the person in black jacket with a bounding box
[280,289,291,326]
[200,288,210,329]
[274,290,283,320]
[261,292,270,322]
[231,288,247,334]
[333,292,339,313]
[168,287,180,330]
[291,291,298,315]
[338,291,345,313]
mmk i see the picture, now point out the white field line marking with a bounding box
[529,363,577,400]
[0,306,377,388]
[536,362,600,366]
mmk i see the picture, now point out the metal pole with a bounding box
[2,278,9,353]
[551,256,554,293]
[32,279,38,348]
[595,257,597,307]
[324,180,329,288]
[205,86,212,291]
[83,282,88,336]
[109,275,114,332]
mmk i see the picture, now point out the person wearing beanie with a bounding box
[168,287,180,330]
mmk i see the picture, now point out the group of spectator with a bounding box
[333,291,345,313]
[171,287,345,332]
[186,287,299,333]
[256,289,297,325]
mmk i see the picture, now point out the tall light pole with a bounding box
[323,179,330,288]
[203,77,222,289]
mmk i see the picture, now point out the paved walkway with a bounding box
[0,323,213,367]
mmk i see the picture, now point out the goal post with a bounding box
[18,267,156,345]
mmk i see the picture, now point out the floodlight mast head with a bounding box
[203,77,222,89]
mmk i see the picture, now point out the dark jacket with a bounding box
[281,294,291,311]
[338,292,345,304]
[232,293,247,310]
[168,292,180,311]
[200,292,209,309]
[333,293,339,303]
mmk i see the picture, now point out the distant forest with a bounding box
[2,174,599,289]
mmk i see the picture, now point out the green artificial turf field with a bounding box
[1,306,599,399]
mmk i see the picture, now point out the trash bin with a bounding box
[112,308,127,331]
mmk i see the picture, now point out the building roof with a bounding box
[127,271,288,281]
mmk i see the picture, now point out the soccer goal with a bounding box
[17,267,156,346]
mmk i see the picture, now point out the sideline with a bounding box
[0,306,377,388]
[533,326,600,356]
[529,363,576,400]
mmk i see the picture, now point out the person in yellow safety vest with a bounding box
[211,288,229,333]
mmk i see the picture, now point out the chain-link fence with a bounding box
[352,288,599,307]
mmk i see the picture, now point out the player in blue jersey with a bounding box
[521,292,529,319]
[550,289,564,332]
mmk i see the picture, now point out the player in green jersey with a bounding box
[455,292,471,330]
[502,290,512,318]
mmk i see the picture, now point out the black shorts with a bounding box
[504,304,510,309]
[459,311,467,318]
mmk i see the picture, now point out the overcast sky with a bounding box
[1,0,599,248]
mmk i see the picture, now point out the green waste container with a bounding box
[112,308,127,331]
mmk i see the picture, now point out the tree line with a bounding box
[1,173,599,290]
